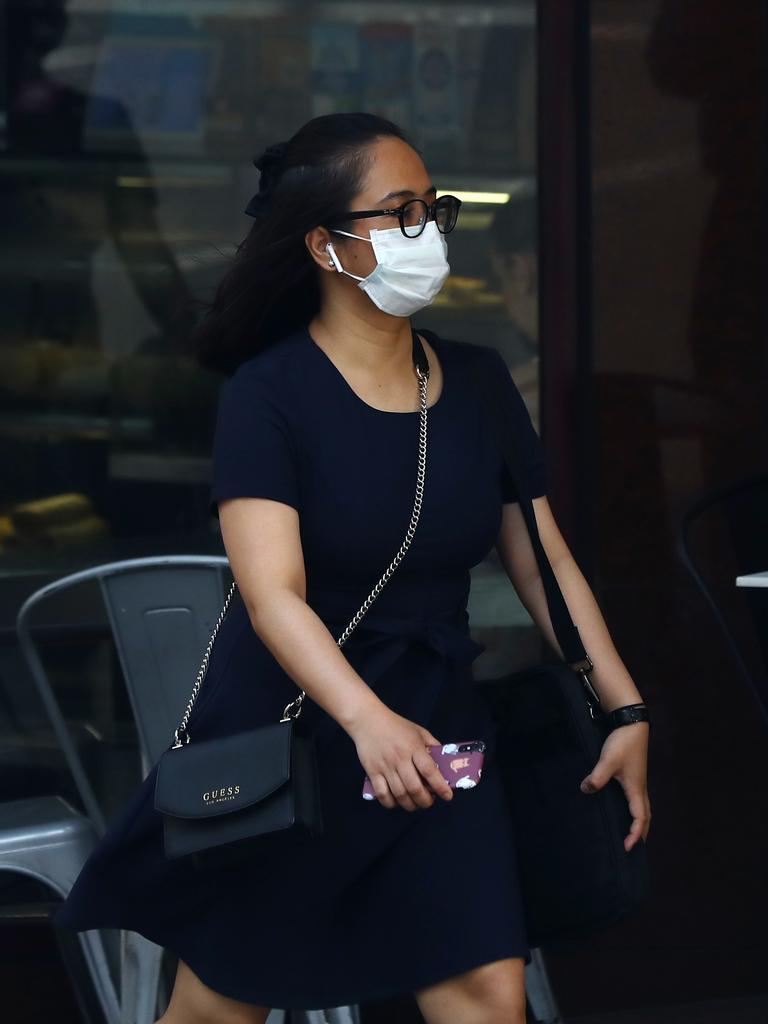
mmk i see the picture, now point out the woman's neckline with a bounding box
[303,326,448,416]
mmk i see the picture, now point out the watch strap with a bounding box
[608,704,649,729]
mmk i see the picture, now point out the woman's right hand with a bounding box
[348,705,454,811]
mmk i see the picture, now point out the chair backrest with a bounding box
[16,555,231,833]
[677,473,768,731]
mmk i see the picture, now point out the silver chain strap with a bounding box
[171,360,431,749]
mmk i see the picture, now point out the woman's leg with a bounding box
[414,956,527,1024]
[155,957,272,1024]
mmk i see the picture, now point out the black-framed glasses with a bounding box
[335,194,462,238]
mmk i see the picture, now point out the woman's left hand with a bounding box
[580,722,651,851]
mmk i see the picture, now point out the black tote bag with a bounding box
[470,349,651,951]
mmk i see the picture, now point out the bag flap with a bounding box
[154,720,293,819]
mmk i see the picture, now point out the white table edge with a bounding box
[736,571,768,588]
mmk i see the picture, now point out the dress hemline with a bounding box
[54,910,531,1011]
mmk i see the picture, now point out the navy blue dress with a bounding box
[54,326,547,1011]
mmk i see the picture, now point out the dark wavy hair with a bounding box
[192,113,412,376]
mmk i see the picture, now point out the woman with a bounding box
[55,112,651,1024]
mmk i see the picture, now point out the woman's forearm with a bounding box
[513,555,645,713]
[246,590,384,734]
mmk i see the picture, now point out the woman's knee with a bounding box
[414,956,526,1024]
[157,957,271,1024]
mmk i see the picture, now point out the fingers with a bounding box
[368,769,422,811]
[392,766,430,810]
[624,811,644,851]
[367,773,396,809]
[579,756,652,850]
[624,789,652,850]
[371,750,453,811]
[390,762,437,811]
[580,756,614,794]
[413,747,453,803]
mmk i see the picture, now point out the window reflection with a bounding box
[0,0,539,573]
[488,194,539,430]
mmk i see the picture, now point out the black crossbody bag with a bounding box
[470,350,652,950]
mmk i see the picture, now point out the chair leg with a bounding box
[120,930,163,1024]
[327,1008,361,1023]
[77,929,121,1024]
[525,947,562,1023]
[295,1009,360,1024]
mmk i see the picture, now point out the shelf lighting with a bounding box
[437,190,511,205]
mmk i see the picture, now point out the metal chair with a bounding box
[677,472,768,731]
[0,794,122,1020]
[14,554,361,1024]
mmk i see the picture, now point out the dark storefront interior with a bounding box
[536,3,768,1021]
[0,1,766,1021]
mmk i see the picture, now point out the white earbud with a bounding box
[325,241,344,273]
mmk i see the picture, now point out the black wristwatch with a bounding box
[607,703,649,729]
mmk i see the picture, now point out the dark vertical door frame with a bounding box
[536,2,595,578]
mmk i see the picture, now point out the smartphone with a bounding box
[362,739,486,801]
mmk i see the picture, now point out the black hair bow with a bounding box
[244,141,289,217]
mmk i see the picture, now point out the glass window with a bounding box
[0,0,539,797]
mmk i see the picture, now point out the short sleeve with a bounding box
[208,369,300,519]
[485,347,547,503]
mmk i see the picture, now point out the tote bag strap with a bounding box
[467,345,602,711]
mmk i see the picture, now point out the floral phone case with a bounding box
[362,740,486,800]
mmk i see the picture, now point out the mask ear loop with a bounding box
[325,241,365,282]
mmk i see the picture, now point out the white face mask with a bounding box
[325,220,450,317]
